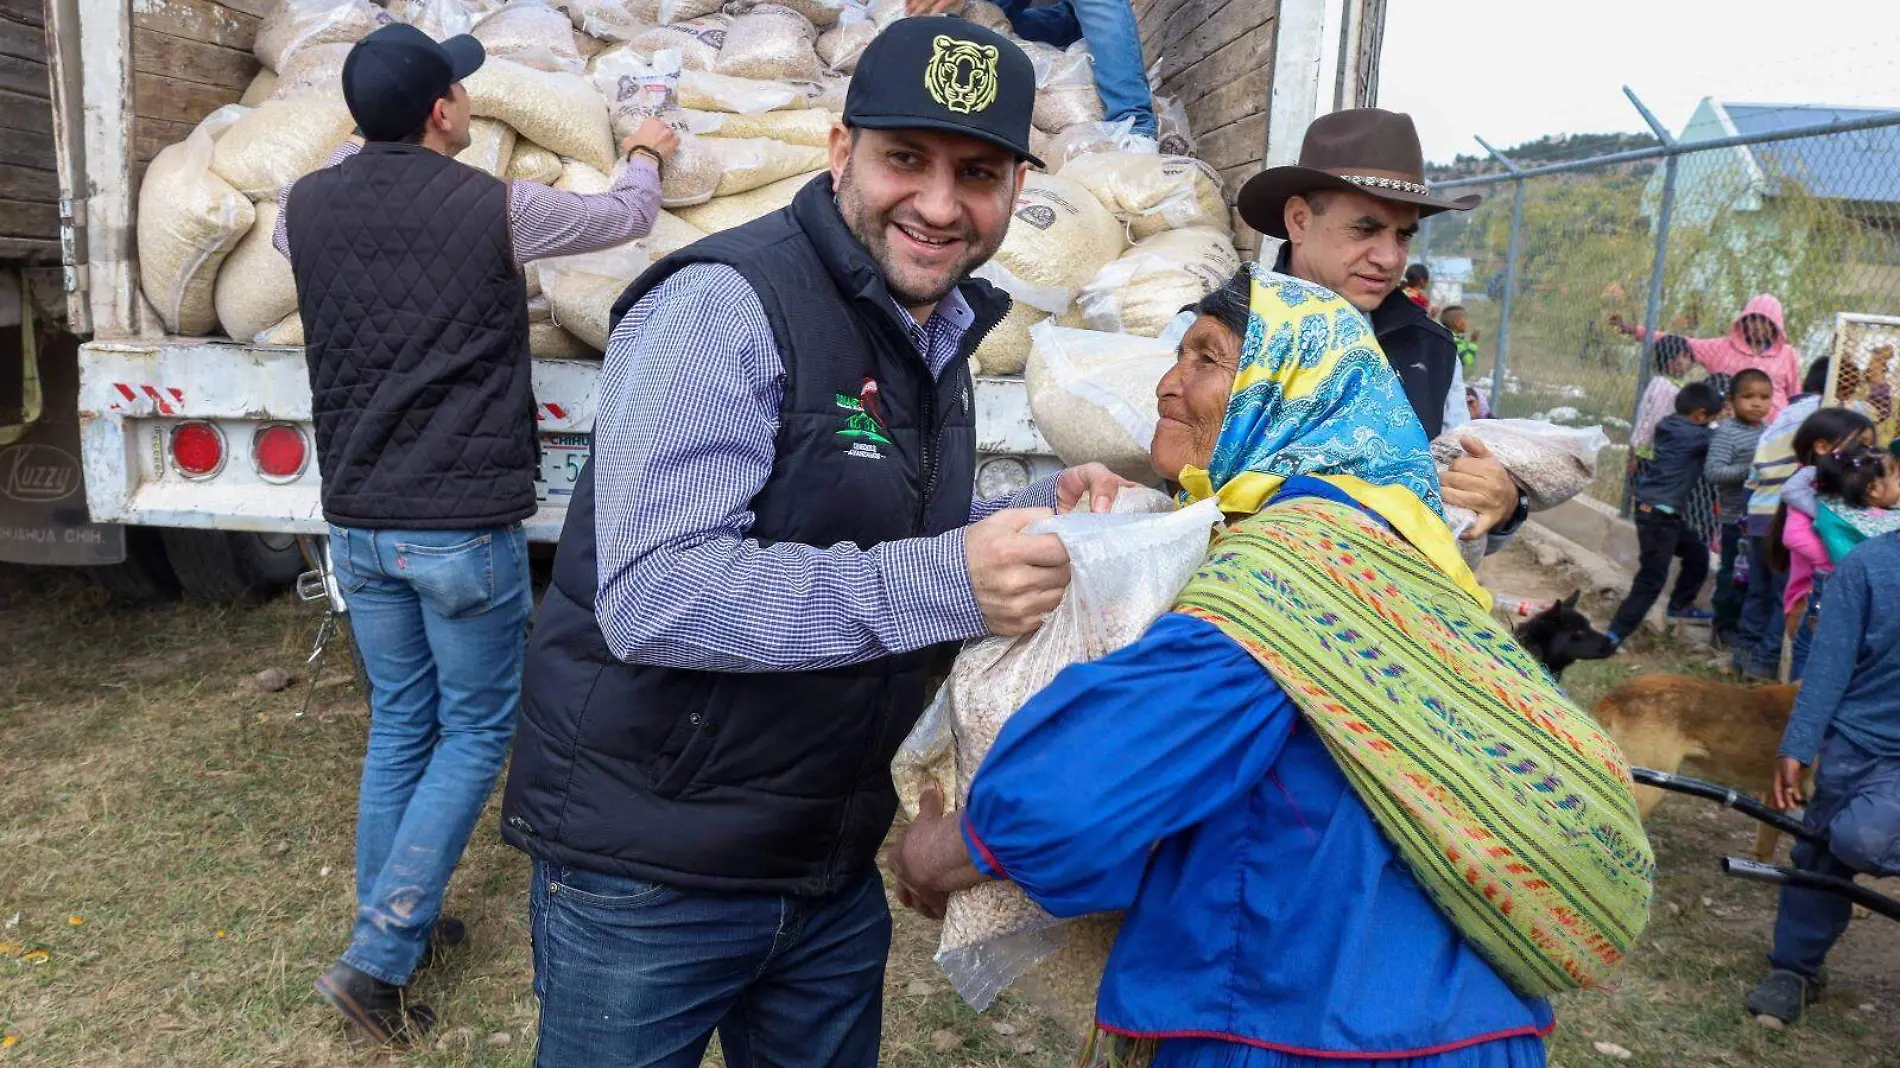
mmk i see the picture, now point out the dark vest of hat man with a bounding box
[1236,108,1528,542]
[277,22,677,1046]
[500,16,1131,1066]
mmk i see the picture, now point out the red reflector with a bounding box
[253,424,308,480]
[170,422,224,477]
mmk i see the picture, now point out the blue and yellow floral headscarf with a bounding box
[1178,263,1487,606]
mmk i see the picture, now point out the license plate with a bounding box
[536,432,591,503]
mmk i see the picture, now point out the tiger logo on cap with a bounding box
[924,35,1000,115]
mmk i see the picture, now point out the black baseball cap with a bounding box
[342,22,485,142]
[844,16,1042,169]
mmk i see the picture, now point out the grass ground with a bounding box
[3,547,1898,1067]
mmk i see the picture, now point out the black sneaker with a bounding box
[315,961,436,1046]
[1744,969,1814,1026]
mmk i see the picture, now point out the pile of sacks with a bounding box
[137,0,1231,367]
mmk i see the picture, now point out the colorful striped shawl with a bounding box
[1174,497,1655,997]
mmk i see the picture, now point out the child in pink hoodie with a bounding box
[1612,294,1804,416]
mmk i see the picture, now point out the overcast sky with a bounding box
[1371,1,1900,164]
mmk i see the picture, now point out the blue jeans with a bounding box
[996,0,1156,136]
[1770,731,1900,978]
[1734,533,1783,676]
[528,861,890,1068]
[1785,572,1827,682]
[330,523,531,985]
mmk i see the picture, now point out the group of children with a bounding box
[1610,342,1900,682]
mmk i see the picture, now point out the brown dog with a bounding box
[1591,674,1801,861]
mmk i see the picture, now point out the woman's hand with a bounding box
[887,787,988,919]
[1057,462,1141,514]
[1772,757,1808,811]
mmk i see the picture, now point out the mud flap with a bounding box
[0,316,126,566]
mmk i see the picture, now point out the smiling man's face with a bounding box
[831,125,1025,321]
[1283,188,1420,314]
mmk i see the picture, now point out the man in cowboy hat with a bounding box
[1238,107,1527,541]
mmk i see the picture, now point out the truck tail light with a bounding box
[170,421,226,479]
[252,423,309,482]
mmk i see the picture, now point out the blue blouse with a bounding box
[960,483,1554,1065]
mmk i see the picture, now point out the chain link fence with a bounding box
[1418,100,1900,510]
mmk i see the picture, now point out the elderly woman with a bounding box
[890,265,1653,1068]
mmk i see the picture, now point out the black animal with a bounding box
[1513,590,1618,680]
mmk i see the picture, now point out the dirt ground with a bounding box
[3,542,1899,1067]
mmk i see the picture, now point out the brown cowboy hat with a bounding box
[1238,108,1480,240]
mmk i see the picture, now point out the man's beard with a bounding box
[836,160,1004,310]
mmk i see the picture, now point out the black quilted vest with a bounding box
[501,175,1006,896]
[285,143,534,529]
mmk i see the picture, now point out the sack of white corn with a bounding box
[240,69,279,106]
[702,137,828,196]
[214,200,299,343]
[1431,419,1609,568]
[680,107,835,146]
[464,59,617,170]
[624,15,729,71]
[672,168,820,231]
[1059,152,1229,240]
[271,41,354,99]
[472,0,587,72]
[257,311,305,346]
[731,0,844,28]
[958,0,1011,32]
[508,140,564,182]
[531,319,598,356]
[715,4,821,82]
[138,107,257,335]
[1154,93,1195,157]
[1025,321,1172,482]
[208,98,355,199]
[538,211,704,347]
[814,1,872,72]
[592,45,680,138]
[404,0,479,39]
[657,0,724,24]
[1041,117,1153,174]
[678,69,807,114]
[556,0,649,41]
[1076,227,1237,337]
[919,487,1224,1010]
[254,0,391,71]
[454,117,519,176]
[554,158,614,193]
[793,72,849,111]
[1028,40,1103,134]
[967,171,1124,375]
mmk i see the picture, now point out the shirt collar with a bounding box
[888,286,974,346]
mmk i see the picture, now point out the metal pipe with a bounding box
[1432,107,1900,190]
[1492,178,1524,409]
[1630,768,1823,846]
[1622,152,1679,515]
[1722,858,1900,922]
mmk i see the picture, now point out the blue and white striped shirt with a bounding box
[593,263,1056,673]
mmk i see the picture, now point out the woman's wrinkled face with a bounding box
[1152,315,1240,480]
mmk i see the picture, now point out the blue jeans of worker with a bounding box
[996,0,1156,136]
[528,861,890,1068]
[1769,731,1900,979]
[330,523,531,986]
[1734,533,1784,677]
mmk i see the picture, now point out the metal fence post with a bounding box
[1476,136,1525,410]
[1621,86,1680,515]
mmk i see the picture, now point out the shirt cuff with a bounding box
[1012,472,1059,510]
[879,526,988,650]
[962,812,1005,880]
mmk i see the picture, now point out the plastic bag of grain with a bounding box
[814,0,872,71]
[624,15,727,70]
[271,41,354,99]
[702,137,828,196]
[959,0,1011,32]
[472,0,586,72]
[1059,152,1229,240]
[680,108,835,147]
[509,140,564,182]
[657,0,723,24]
[538,211,705,346]
[557,0,647,41]
[214,200,298,343]
[794,72,848,112]
[532,319,599,356]
[1029,40,1103,134]
[1154,93,1195,157]
[593,45,680,138]
[660,129,722,206]
[715,4,820,82]
[464,59,616,170]
[1042,116,1155,173]
[926,489,1224,1010]
[240,69,279,106]
[1076,227,1237,337]
[405,0,478,38]
[454,117,518,176]
[254,0,391,71]
[554,158,614,193]
[730,0,844,29]
[673,168,819,231]
[677,70,806,114]
[256,311,305,346]
[989,170,1125,311]
[139,106,256,336]
[1025,321,1172,481]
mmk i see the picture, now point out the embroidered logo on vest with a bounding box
[836,378,891,459]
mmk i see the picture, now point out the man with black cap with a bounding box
[1237,107,1527,541]
[274,22,677,1045]
[499,16,1129,1066]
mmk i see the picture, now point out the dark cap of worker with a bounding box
[342,23,485,142]
[844,16,1042,169]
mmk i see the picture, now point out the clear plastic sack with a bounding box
[1059,151,1231,240]
[731,0,845,29]
[679,107,835,146]
[452,116,518,176]
[508,139,565,182]
[673,168,821,231]
[464,58,617,170]
[931,489,1225,1009]
[537,210,705,346]
[702,136,828,196]
[556,0,650,41]
[592,44,682,137]
[624,15,728,70]
[1075,227,1238,338]
[404,0,478,39]
[1028,40,1103,133]
[472,0,588,72]
[677,69,808,113]
[715,4,821,82]
[814,0,872,71]
[270,41,354,99]
[136,106,255,336]
[988,171,1126,316]
[1430,419,1609,513]
[1042,116,1154,174]
[253,0,392,71]
[890,683,955,821]
[1154,93,1195,157]
[214,200,298,343]
[208,95,356,198]
[657,0,724,24]
[1024,321,1172,482]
